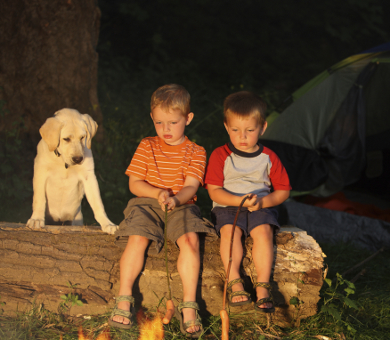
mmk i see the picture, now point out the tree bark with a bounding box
[0,222,324,325]
[0,0,103,142]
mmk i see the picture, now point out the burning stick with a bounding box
[162,205,175,324]
[220,195,251,340]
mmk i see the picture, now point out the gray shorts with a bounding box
[116,197,216,252]
[211,206,280,237]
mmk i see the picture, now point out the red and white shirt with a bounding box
[205,142,291,208]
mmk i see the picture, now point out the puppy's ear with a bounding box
[39,117,63,152]
[81,114,98,149]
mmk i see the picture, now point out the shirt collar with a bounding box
[227,141,264,158]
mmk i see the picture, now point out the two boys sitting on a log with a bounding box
[108,84,291,338]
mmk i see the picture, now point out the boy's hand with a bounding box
[157,190,178,212]
[157,189,170,211]
[244,194,263,212]
[163,196,179,212]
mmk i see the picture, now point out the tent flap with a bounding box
[262,139,328,192]
[261,42,390,197]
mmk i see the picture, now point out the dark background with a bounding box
[97,0,390,106]
[1,0,389,225]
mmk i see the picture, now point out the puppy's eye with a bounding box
[63,138,70,142]
[80,136,85,140]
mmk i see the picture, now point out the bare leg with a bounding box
[176,232,201,334]
[250,224,274,309]
[219,224,248,303]
[112,235,150,324]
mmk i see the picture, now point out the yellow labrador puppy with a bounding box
[27,108,118,234]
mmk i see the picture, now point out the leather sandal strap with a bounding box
[110,295,134,320]
[115,295,135,304]
[111,306,132,319]
[183,317,202,330]
[227,278,244,292]
[229,290,251,299]
[253,282,272,290]
[178,301,200,313]
[256,297,273,306]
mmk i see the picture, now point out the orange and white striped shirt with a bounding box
[126,136,206,204]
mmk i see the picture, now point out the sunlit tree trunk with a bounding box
[0,0,103,142]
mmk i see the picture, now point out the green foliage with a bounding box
[58,282,84,317]
[284,244,390,339]
[59,293,83,310]
[289,271,306,326]
[320,273,359,334]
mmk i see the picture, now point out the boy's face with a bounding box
[224,114,267,153]
[150,105,194,145]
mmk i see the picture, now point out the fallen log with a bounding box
[0,222,324,325]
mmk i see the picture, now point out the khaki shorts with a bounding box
[116,197,216,252]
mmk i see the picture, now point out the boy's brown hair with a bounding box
[224,91,267,127]
[150,84,190,116]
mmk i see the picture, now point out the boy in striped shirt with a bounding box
[110,84,214,337]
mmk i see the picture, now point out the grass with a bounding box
[1,243,389,339]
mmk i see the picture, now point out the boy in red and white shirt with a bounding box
[111,84,214,337]
[205,91,291,313]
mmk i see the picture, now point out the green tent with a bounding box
[260,42,390,197]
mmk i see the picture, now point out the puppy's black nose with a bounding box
[72,156,83,164]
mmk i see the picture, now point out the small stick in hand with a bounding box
[162,204,175,324]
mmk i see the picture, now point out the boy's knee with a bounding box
[220,224,242,240]
[251,224,273,238]
[177,232,199,251]
[128,234,150,247]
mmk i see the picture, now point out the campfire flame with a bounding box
[59,310,164,340]
[77,326,112,340]
[136,309,164,340]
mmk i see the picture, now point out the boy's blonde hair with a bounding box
[150,84,190,116]
[224,91,267,127]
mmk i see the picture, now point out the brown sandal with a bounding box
[254,282,275,313]
[108,295,135,329]
[175,301,203,338]
[227,278,252,307]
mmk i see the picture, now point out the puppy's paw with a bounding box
[101,224,119,235]
[26,218,45,229]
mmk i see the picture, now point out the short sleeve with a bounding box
[204,147,227,188]
[125,140,149,179]
[268,149,292,191]
[186,145,207,185]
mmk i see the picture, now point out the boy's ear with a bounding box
[186,112,194,125]
[260,121,268,136]
[150,112,153,120]
[224,122,229,133]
